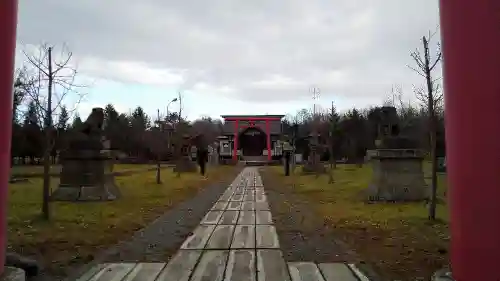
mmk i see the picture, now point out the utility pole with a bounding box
[42,47,53,220]
[176,92,183,177]
[310,87,320,152]
[156,108,161,184]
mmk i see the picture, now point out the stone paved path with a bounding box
[74,167,369,281]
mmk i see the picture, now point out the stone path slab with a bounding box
[206,225,235,249]
[257,249,291,281]
[155,250,201,281]
[231,225,256,249]
[219,210,239,224]
[237,210,255,225]
[122,263,165,281]
[289,262,326,281]
[190,250,228,281]
[180,225,215,249]
[74,167,370,281]
[224,250,256,281]
[211,201,229,211]
[200,211,223,225]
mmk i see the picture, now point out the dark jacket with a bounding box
[197,148,208,163]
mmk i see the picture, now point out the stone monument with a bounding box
[302,133,326,174]
[208,142,220,165]
[365,106,428,202]
[173,134,198,173]
[51,108,121,201]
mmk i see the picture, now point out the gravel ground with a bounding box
[260,168,359,263]
[33,168,241,281]
[260,168,382,281]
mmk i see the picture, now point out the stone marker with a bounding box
[51,108,121,201]
[173,135,198,173]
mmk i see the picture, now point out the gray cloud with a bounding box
[17,0,441,104]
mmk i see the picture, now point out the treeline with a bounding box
[11,71,224,164]
[11,91,445,166]
[282,100,446,162]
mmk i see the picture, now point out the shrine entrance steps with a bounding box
[74,167,370,281]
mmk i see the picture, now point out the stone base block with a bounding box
[0,267,25,281]
[174,157,198,173]
[432,268,454,281]
[301,162,326,174]
[51,183,121,201]
[366,155,428,202]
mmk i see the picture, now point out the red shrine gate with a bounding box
[1,1,500,280]
[220,115,284,162]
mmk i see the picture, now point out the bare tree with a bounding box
[22,43,86,220]
[408,32,442,220]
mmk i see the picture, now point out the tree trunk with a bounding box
[328,144,334,183]
[42,47,53,220]
[156,158,161,184]
[423,36,438,220]
[429,127,438,220]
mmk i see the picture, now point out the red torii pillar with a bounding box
[440,1,500,280]
[0,0,18,275]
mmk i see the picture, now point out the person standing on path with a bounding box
[194,134,209,179]
[197,146,208,178]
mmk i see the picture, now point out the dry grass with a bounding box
[264,164,449,281]
[7,165,238,275]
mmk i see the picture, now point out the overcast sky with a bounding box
[16,0,441,121]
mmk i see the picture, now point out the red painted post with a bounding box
[0,0,18,274]
[440,1,500,280]
[233,120,239,161]
[266,120,271,161]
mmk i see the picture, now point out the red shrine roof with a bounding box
[221,114,285,119]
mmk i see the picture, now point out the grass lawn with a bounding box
[264,164,449,281]
[10,163,157,177]
[7,165,238,275]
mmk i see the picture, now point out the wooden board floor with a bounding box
[75,168,370,281]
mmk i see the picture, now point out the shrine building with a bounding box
[218,115,285,163]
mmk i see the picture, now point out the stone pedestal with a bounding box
[51,148,121,201]
[173,156,198,173]
[0,267,25,281]
[366,149,428,202]
[302,143,325,174]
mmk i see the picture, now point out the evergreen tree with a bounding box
[57,106,69,130]
[71,113,83,129]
